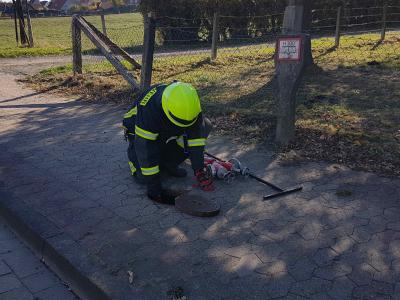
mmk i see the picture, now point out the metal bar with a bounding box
[248,173,284,192]
[263,186,303,201]
[205,151,303,199]
[206,152,283,190]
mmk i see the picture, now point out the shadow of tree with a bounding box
[1,79,399,299]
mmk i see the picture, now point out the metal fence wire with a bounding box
[67,4,400,91]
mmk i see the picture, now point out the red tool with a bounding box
[204,156,249,183]
[205,152,303,200]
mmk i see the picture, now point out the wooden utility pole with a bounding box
[275,0,312,146]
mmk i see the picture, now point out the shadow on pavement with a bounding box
[0,79,399,299]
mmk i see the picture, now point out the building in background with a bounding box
[47,0,139,12]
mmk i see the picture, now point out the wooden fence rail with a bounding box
[71,15,141,92]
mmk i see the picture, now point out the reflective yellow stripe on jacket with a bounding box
[141,165,160,176]
[176,136,206,148]
[188,138,206,147]
[124,106,137,119]
[128,161,137,175]
[135,125,159,141]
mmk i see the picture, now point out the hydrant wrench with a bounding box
[204,152,303,201]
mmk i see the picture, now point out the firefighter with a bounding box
[122,81,214,205]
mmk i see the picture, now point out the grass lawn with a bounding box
[0,13,143,58]
[23,32,400,176]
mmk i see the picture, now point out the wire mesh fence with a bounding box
[308,5,400,68]
[81,23,143,74]
[151,13,283,91]
[4,4,398,89]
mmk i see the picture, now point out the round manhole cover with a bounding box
[175,194,220,217]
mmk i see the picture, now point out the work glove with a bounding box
[147,177,179,205]
[195,168,215,192]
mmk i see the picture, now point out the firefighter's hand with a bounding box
[195,168,215,192]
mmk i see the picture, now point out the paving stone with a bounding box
[284,293,308,300]
[314,262,352,280]
[352,285,392,300]
[224,244,254,258]
[370,280,395,295]
[255,260,287,277]
[0,239,22,254]
[0,227,14,241]
[33,284,76,300]
[0,260,11,276]
[347,263,376,286]
[0,273,21,293]
[22,270,60,293]
[328,276,355,300]
[232,254,263,278]
[0,286,34,300]
[266,273,295,299]
[330,237,355,255]
[394,283,400,299]
[290,277,332,298]
[2,72,400,299]
[299,221,323,241]
[312,248,340,267]
[288,257,316,281]
[1,249,45,278]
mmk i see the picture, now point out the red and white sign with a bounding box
[276,37,302,62]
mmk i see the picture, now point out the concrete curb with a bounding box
[0,199,111,300]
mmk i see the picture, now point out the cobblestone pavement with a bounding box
[0,68,400,299]
[0,221,78,300]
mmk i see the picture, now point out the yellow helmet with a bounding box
[162,82,202,127]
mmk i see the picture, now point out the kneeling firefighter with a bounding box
[122,81,214,205]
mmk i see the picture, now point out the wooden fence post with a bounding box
[335,6,342,48]
[140,12,156,91]
[12,0,19,45]
[72,16,82,75]
[15,0,28,45]
[211,12,219,60]
[380,2,388,42]
[100,13,107,37]
[24,0,34,47]
[275,0,312,146]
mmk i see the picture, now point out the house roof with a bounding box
[47,0,68,10]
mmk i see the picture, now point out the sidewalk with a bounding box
[0,222,77,300]
[1,69,400,299]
